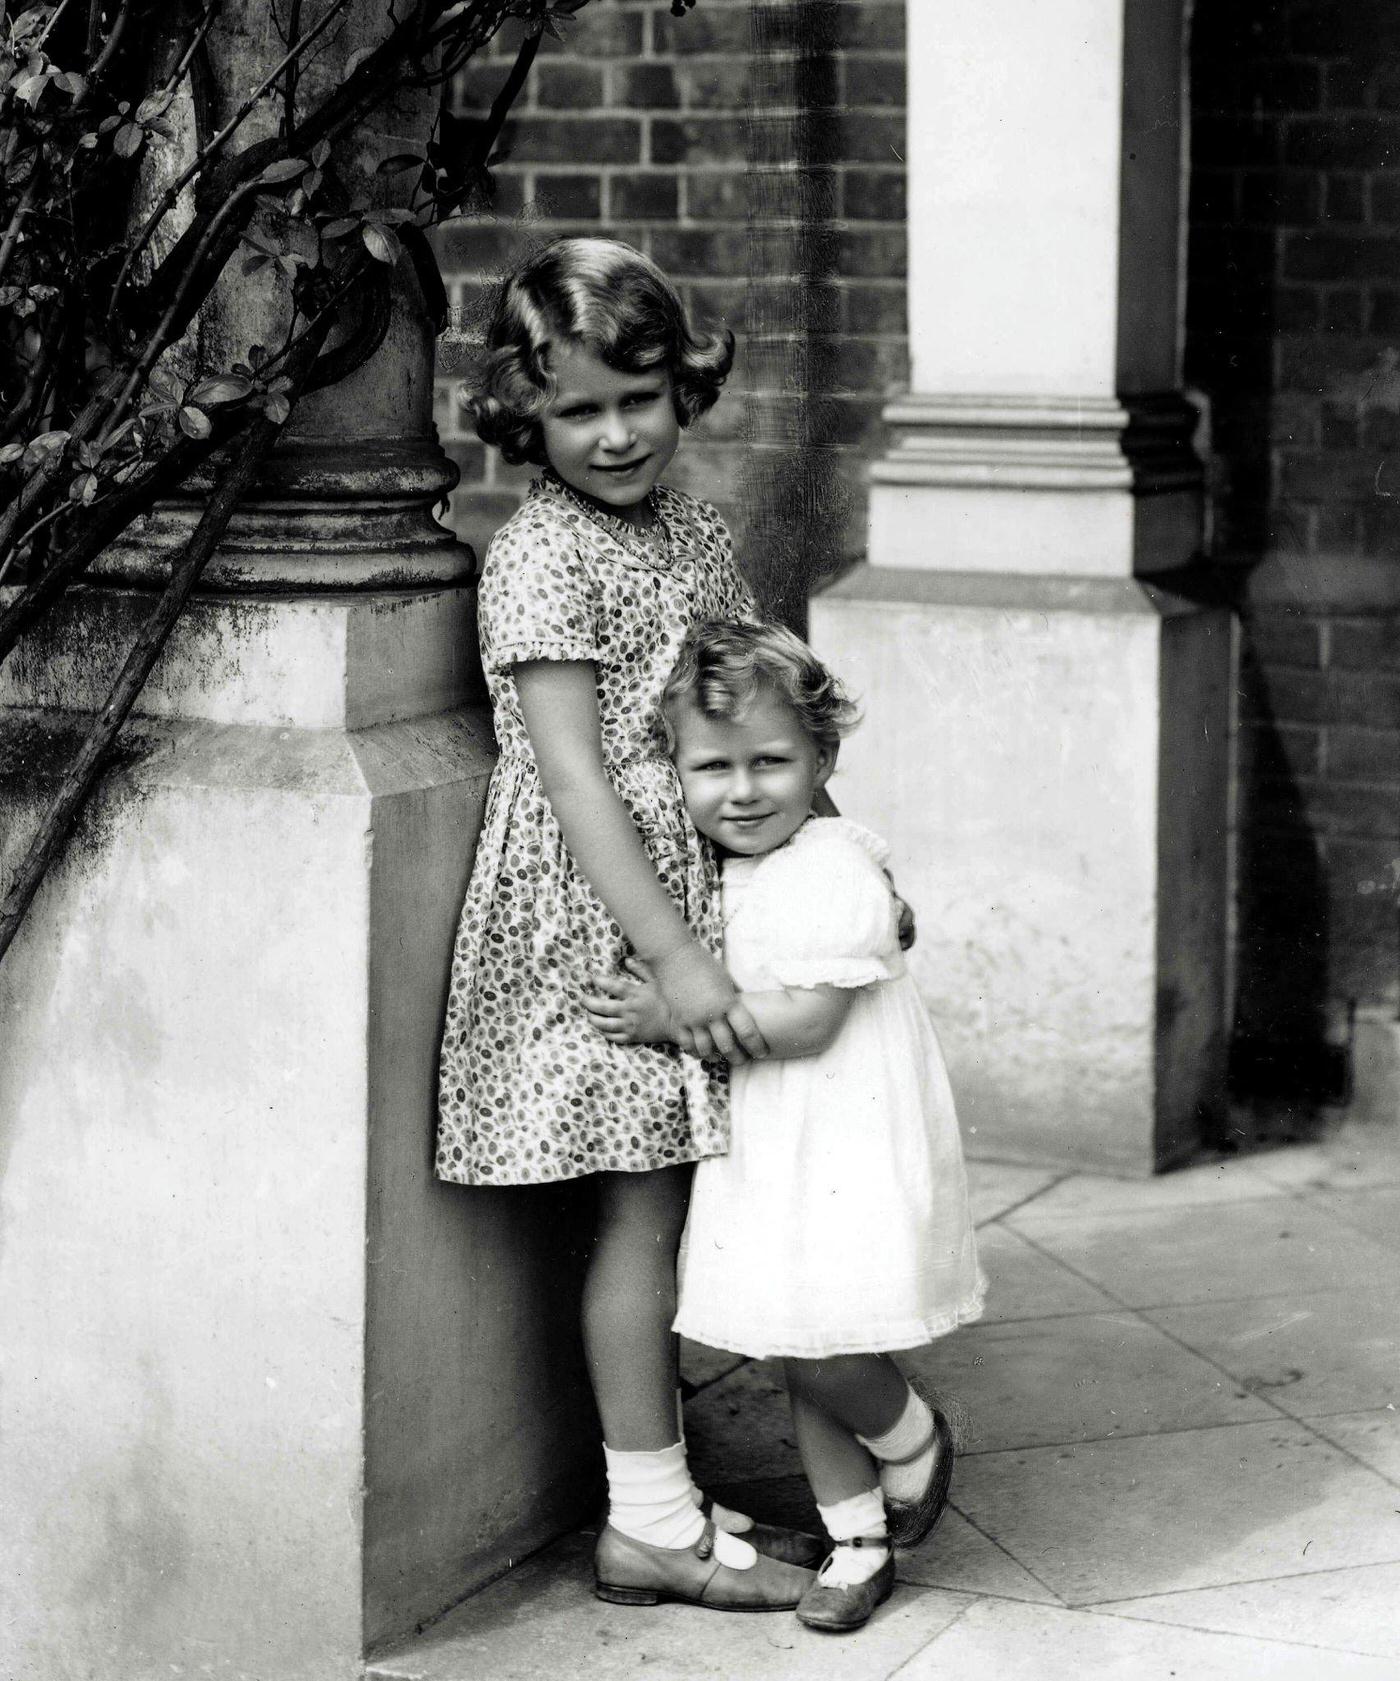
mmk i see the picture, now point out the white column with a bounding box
[813,0,1231,1173]
[870,0,1200,579]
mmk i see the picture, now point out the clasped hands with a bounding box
[583,944,769,1064]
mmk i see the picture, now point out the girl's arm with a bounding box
[515,660,766,1062]
[584,965,855,1061]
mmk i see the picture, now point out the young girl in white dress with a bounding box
[586,620,986,1632]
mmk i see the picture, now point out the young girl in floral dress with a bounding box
[587,621,986,1633]
[435,237,818,1610]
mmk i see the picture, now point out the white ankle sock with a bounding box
[816,1489,889,1587]
[857,1385,935,1503]
[604,1442,756,1567]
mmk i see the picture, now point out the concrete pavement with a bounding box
[370,1117,1400,1678]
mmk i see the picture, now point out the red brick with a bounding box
[1361,404,1400,449]
[1367,289,1400,333]
[1274,287,1323,332]
[529,172,602,220]
[684,171,748,221]
[834,225,906,278]
[745,280,844,336]
[1283,230,1400,282]
[1327,725,1400,781]
[840,283,906,336]
[651,116,748,165]
[1290,3,1400,58]
[433,220,523,274]
[1317,503,1364,551]
[675,58,751,111]
[1324,290,1365,332]
[836,112,906,165]
[1251,777,1399,839]
[1330,669,1400,728]
[1280,449,1387,502]
[1331,618,1400,670]
[1239,722,1324,780]
[1193,114,1281,169]
[532,61,605,109]
[835,3,904,50]
[442,438,488,486]
[608,171,679,221]
[611,62,679,109]
[1320,404,1361,448]
[1285,115,1400,170]
[1324,173,1368,223]
[1371,175,1400,222]
[1246,614,1325,667]
[507,116,642,166]
[1241,665,1331,725]
[648,226,749,275]
[1240,170,1321,224]
[842,168,906,222]
[749,166,841,222]
[538,7,644,59]
[653,8,749,54]
[842,55,904,109]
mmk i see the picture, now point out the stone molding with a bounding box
[872,391,1203,497]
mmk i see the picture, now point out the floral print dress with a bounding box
[436,473,757,1186]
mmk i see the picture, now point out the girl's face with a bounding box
[539,340,681,523]
[669,685,835,858]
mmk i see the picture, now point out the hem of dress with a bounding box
[437,1148,725,1189]
[673,1289,986,1360]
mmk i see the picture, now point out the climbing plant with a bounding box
[0,0,701,961]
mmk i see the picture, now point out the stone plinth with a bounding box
[0,7,597,1679]
[813,569,1232,1173]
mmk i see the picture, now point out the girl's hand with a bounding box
[886,873,917,951]
[650,942,767,1063]
[582,965,674,1045]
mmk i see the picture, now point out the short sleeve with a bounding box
[478,508,602,675]
[760,823,900,990]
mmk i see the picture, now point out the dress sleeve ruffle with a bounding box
[479,504,603,675]
[754,819,900,990]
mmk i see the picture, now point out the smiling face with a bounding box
[539,339,681,524]
[669,683,836,858]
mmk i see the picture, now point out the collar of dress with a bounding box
[533,472,682,575]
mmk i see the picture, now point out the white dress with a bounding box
[673,817,986,1359]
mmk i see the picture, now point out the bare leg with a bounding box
[784,1353,908,1442]
[789,1389,880,1505]
[582,1165,692,1451]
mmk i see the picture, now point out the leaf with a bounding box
[264,392,291,424]
[376,153,425,175]
[0,443,24,465]
[53,70,85,99]
[188,374,254,407]
[13,71,50,106]
[312,140,331,168]
[29,430,70,452]
[177,405,211,439]
[135,89,174,124]
[319,216,361,240]
[344,45,373,77]
[68,472,98,504]
[242,252,272,275]
[257,156,310,186]
[362,223,401,265]
[112,122,144,159]
[148,367,181,400]
[300,167,322,198]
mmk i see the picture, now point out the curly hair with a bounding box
[661,620,861,754]
[468,237,735,466]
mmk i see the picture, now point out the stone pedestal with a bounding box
[816,0,1232,1171]
[0,11,597,1680]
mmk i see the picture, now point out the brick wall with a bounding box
[434,0,908,617]
[1187,0,1400,1039]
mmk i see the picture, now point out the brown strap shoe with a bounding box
[796,1540,897,1633]
[698,1497,826,1569]
[594,1521,814,1612]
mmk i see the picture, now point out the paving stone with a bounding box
[965,1159,1065,1226]
[1005,1157,1288,1220]
[1311,1186,1400,1253]
[952,1418,1400,1605]
[1006,1198,1397,1309]
[1098,1560,1400,1660]
[1246,1133,1400,1194]
[969,1224,1119,1323]
[895,1595,1400,1680]
[905,1311,1274,1456]
[679,1338,747,1393]
[368,1530,972,1681]
[898,1506,1063,1604]
[682,1360,802,1486]
[1312,1407,1400,1485]
[1147,1288,1400,1420]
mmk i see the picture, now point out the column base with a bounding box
[0,707,597,1681]
[868,393,1203,578]
[811,565,1233,1175]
